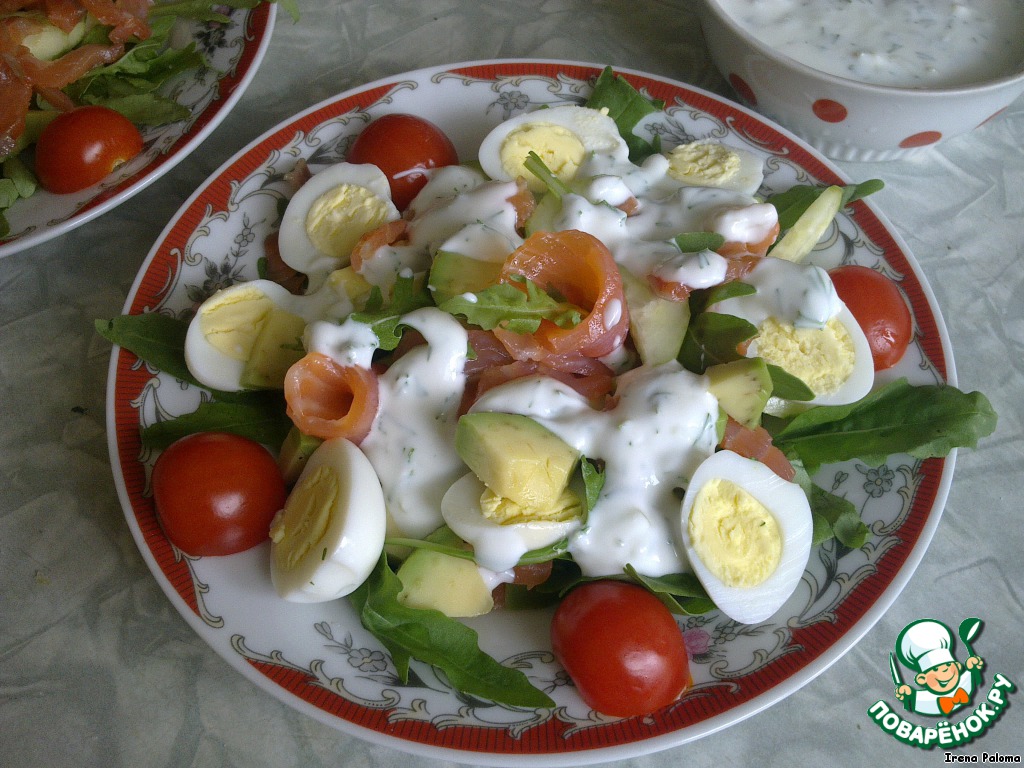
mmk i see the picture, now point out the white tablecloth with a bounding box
[2,1,1021,766]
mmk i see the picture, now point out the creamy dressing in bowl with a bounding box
[714,0,1024,88]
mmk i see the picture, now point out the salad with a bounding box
[0,0,297,236]
[98,68,996,717]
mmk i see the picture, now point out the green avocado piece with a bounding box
[618,265,691,366]
[455,412,580,509]
[706,357,773,429]
[239,306,306,390]
[428,250,504,306]
[396,548,494,617]
[277,425,323,485]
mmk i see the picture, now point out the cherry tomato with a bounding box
[346,113,458,210]
[829,264,913,371]
[34,105,144,194]
[151,432,287,557]
[550,581,691,717]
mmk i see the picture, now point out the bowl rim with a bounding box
[699,0,1024,97]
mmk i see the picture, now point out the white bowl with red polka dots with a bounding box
[697,0,1024,161]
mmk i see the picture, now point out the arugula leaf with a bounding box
[688,280,756,316]
[585,66,664,161]
[674,231,726,253]
[766,363,815,401]
[580,457,605,512]
[141,397,290,449]
[95,314,193,383]
[767,179,885,231]
[678,311,757,373]
[624,566,715,616]
[349,555,555,709]
[440,276,581,334]
[67,16,205,123]
[1,156,38,238]
[349,274,434,350]
[94,313,286,408]
[772,378,997,474]
[523,151,572,198]
[809,485,869,549]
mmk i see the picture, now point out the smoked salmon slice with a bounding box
[500,229,629,359]
[284,353,380,443]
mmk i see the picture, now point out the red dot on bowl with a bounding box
[812,99,848,123]
[899,131,943,148]
[728,74,757,106]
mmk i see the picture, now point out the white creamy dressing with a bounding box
[711,257,843,329]
[549,151,776,279]
[652,249,728,289]
[306,308,470,539]
[470,364,720,576]
[717,0,1024,88]
[299,127,829,579]
[359,167,524,290]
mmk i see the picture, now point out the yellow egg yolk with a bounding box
[198,286,275,360]
[667,142,741,186]
[305,184,395,263]
[500,123,585,192]
[688,477,782,588]
[269,465,338,570]
[756,316,855,396]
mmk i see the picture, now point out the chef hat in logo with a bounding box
[896,619,956,673]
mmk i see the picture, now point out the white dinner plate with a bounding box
[105,60,956,765]
[0,2,276,258]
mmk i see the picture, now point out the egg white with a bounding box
[679,450,812,625]
[441,472,582,573]
[269,437,386,603]
[277,162,400,289]
[477,104,630,189]
[184,279,300,392]
[665,140,766,196]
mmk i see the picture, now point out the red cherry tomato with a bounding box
[550,581,691,717]
[33,105,144,194]
[151,432,287,557]
[346,113,459,210]
[829,264,913,371]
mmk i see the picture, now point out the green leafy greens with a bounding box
[349,555,555,709]
[770,378,997,475]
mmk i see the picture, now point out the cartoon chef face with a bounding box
[896,619,963,693]
[915,660,964,694]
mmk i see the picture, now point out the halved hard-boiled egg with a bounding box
[277,162,400,290]
[665,140,765,196]
[269,437,386,602]
[184,276,356,392]
[477,105,630,192]
[711,257,874,411]
[441,472,584,573]
[184,279,306,393]
[680,450,812,624]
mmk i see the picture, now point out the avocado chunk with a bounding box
[396,549,494,617]
[706,357,773,429]
[277,426,323,485]
[428,250,504,305]
[239,306,306,389]
[618,265,691,366]
[455,412,580,509]
[523,191,560,236]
